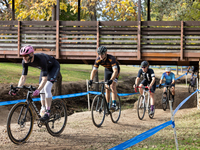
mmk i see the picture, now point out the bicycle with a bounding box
[7,85,67,144]
[134,86,154,120]
[188,72,197,93]
[160,85,174,111]
[90,81,121,127]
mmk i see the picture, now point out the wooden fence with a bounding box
[0,21,200,65]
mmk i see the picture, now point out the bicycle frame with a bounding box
[135,86,151,108]
[142,89,151,112]
[25,91,41,118]
[94,81,111,114]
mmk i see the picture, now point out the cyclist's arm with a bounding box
[90,69,97,80]
[135,77,140,86]
[171,74,175,84]
[171,79,175,85]
[160,73,164,84]
[18,75,27,87]
[37,76,47,91]
[159,79,163,84]
[187,66,191,72]
[110,67,118,81]
[149,77,155,87]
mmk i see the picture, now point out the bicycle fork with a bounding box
[144,90,150,111]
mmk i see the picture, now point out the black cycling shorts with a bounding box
[104,68,120,82]
[39,60,60,84]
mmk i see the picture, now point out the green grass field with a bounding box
[0,62,141,84]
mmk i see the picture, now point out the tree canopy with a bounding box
[0,0,200,21]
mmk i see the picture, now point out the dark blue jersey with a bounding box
[22,53,57,77]
[137,68,155,84]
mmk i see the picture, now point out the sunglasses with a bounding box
[98,52,106,55]
[22,54,30,58]
[166,72,170,73]
[142,66,146,68]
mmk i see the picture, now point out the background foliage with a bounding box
[0,0,199,21]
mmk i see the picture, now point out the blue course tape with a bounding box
[175,73,187,81]
[88,91,101,95]
[88,91,139,96]
[52,92,88,99]
[118,93,139,96]
[109,120,172,150]
[0,92,88,106]
[173,89,198,116]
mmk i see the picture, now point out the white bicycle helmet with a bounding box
[165,67,171,72]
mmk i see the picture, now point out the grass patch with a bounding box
[0,63,137,84]
[128,109,200,149]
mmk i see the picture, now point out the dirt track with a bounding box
[0,84,198,150]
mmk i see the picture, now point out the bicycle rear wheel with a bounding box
[161,92,168,111]
[193,82,197,92]
[110,95,121,123]
[46,99,67,136]
[137,95,145,120]
[188,83,191,93]
[91,95,106,127]
[7,102,34,144]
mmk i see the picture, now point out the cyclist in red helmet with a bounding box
[16,45,60,121]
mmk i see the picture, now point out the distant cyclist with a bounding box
[187,66,198,86]
[133,61,156,115]
[12,45,60,121]
[88,46,120,111]
[159,67,175,103]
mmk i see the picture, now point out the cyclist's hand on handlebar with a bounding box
[9,89,18,96]
[170,84,173,88]
[148,85,152,90]
[32,89,40,96]
[133,84,136,89]
[107,80,113,85]
[158,84,162,89]
[88,80,93,86]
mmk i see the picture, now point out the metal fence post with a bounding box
[186,73,187,86]
[169,100,179,150]
[86,79,90,111]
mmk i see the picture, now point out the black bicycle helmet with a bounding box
[141,61,149,67]
[97,46,107,55]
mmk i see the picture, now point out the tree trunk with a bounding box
[52,71,62,96]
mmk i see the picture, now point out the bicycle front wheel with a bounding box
[161,92,168,111]
[193,83,197,92]
[7,102,34,144]
[91,95,106,127]
[46,99,67,136]
[110,95,121,123]
[188,83,191,93]
[137,95,145,120]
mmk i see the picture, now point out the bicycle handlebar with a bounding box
[88,81,111,91]
[92,81,108,84]
[134,86,150,93]
[10,85,37,92]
